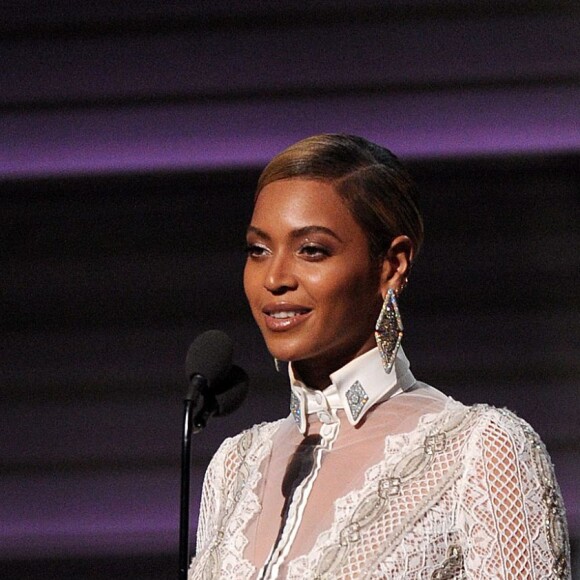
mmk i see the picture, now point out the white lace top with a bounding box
[189,349,570,579]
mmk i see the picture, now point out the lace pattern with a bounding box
[190,402,571,579]
[301,406,472,578]
[191,419,284,579]
[288,401,474,578]
[457,406,570,579]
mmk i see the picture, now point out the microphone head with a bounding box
[185,330,233,386]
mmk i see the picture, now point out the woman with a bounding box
[189,134,570,578]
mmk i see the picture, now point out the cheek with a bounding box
[243,263,268,327]
[315,280,361,319]
[243,263,257,304]
[322,271,381,317]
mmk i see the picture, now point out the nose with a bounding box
[264,252,297,294]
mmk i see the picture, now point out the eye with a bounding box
[299,244,331,260]
[245,243,270,258]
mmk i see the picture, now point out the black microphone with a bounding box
[184,329,233,402]
[179,330,248,580]
[192,364,249,431]
[212,364,249,416]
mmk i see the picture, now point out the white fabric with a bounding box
[189,351,571,579]
[289,347,414,431]
[258,414,340,579]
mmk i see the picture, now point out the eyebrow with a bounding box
[246,225,343,242]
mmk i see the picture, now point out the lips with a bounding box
[262,303,312,331]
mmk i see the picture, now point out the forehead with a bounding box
[251,178,358,232]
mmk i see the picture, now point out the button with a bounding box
[318,411,332,424]
[315,392,324,405]
[320,423,336,438]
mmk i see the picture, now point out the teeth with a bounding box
[270,311,302,319]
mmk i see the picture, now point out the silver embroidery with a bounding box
[523,427,570,579]
[378,477,401,499]
[314,408,475,578]
[290,391,301,426]
[424,432,447,455]
[205,430,255,576]
[345,381,369,421]
[339,522,361,545]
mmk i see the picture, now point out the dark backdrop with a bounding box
[2,156,578,578]
[1,1,579,578]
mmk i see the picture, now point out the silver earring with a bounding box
[375,288,403,373]
[274,357,281,372]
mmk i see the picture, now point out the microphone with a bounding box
[184,329,234,402]
[192,364,249,431]
[179,330,248,580]
[184,329,249,429]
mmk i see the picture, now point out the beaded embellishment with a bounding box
[375,288,403,373]
[519,420,570,578]
[313,407,474,578]
[290,391,301,426]
[345,381,369,421]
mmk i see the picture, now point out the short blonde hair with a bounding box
[256,134,424,261]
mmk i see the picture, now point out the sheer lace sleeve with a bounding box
[189,421,281,579]
[459,408,570,579]
[195,435,236,554]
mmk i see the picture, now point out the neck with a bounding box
[291,336,377,391]
[290,363,331,391]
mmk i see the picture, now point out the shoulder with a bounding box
[456,406,570,575]
[425,400,553,480]
[208,417,286,468]
[418,389,540,446]
[466,404,544,453]
[459,403,558,490]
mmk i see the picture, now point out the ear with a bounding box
[379,235,414,297]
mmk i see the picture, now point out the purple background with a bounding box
[1,1,579,578]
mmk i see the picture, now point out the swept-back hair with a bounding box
[256,134,424,261]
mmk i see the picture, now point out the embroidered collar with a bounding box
[289,347,415,434]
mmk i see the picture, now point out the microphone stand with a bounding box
[179,377,207,580]
[178,366,248,580]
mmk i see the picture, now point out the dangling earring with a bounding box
[274,357,281,373]
[375,288,403,373]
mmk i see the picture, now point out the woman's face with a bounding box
[244,178,389,385]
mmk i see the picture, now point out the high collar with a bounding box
[288,347,416,434]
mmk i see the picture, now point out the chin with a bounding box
[262,336,310,363]
[265,346,300,363]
